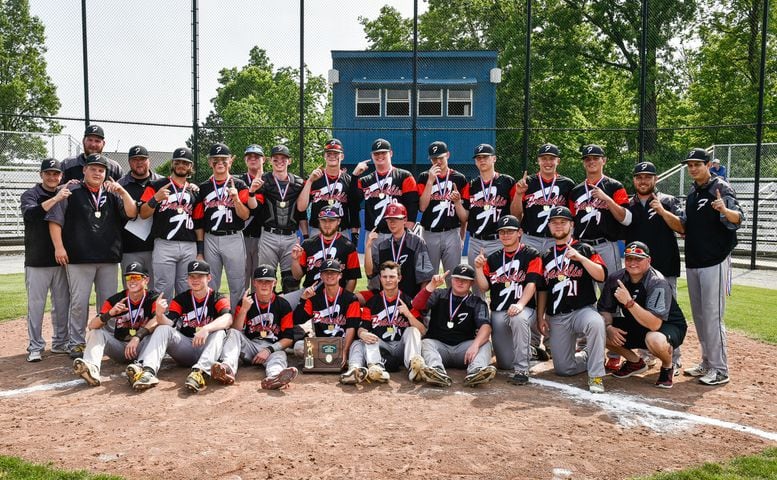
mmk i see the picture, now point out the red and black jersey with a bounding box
[624,192,683,277]
[141,177,200,242]
[255,172,306,230]
[369,231,434,298]
[361,291,420,342]
[539,241,607,315]
[412,287,490,346]
[298,233,361,287]
[100,289,159,341]
[416,169,468,231]
[570,176,629,241]
[483,246,543,312]
[520,174,576,237]
[234,294,293,342]
[238,172,263,238]
[293,288,361,337]
[462,173,517,239]
[167,288,231,338]
[193,176,250,232]
[307,171,360,230]
[357,167,419,233]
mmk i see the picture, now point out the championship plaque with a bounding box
[302,337,345,373]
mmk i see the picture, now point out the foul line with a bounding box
[0,379,85,398]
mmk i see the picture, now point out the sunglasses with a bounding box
[125,274,145,282]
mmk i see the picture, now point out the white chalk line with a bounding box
[0,378,86,398]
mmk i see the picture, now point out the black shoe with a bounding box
[507,371,530,385]
[535,347,550,362]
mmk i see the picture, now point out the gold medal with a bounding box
[177,207,184,214]
[328,199,335,206]
[484,205,491,211]
[505,281,512,289]
[279,201,287,208]
[260,330,267,338]
[327,324,335,332]
[585,206,593,213]
[196,326,202,333]
[557,274,566,281]
[447,321,454,329]
[543,205,551,211]
[378,193,385,199]
[129,328,136,336]
[386,327,395,335]
[94,211,101,218]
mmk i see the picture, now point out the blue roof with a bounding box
[332,50,498,59]
[351,78,478,86]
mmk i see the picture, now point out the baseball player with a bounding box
[417,141,468,283]
[193,143,253,308]
[536,206,608,393]
[680,148,744,386]
[460,143,517,298]
[238,144,265,289]
[20,158,71,361]
[255,145,306,293]
[342,261,426,385]
[296,138,360,242]
[46,154,138,359]
[128,260,232,393]
[139,147,199,300]
[209,265,299,390]
[411,264,497,388]
[72,262,161,386]
[474,215,543,385]
[291,259,361,364]
[118,145,162,288]
[61,124,123,183]
[598,242,687,389]
[364,202,434,301]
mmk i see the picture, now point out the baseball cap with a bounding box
[384,203,408,219]
[252,264,276,280]
[271,145,291,157]
[537,143,560,157]
[324,139,344,152]
[624,241,651,259]
[451,264,476,280]
[371,138,391,153]
[682,148,709,164]
[85,154,108,168]
[124,261,149,277]
[128,145,149,159]
[497,215,521,231]
[428,141,448,159]
[633,162,657,175]
[320,258,343,272]
[209,143,231,158]
[549,206,574,221]
[318,206,342,219]
[245,144,264,156]
[172,147,193,163]
[581,144,605,158]
[84,124,105,139]
[187,260,211,275]
[472,143,496,158]
[40,158,61,172]
[712,158,721,164]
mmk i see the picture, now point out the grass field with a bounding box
[0,455,122,480]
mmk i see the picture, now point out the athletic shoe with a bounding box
[507,371,530,386]
[133,370,159,391]
[211,362,235,385]
[126,363,143,388]
[640,350,658,368]
[50,346,69,354]
[673,362,682,377]
[612,358,648,378]
[366,364,390,383]
[69,344,86,359]
[534,347,550,362]
[698,370,730,386]
[261,367,299,390]
[340,366,367,385]
[683,364,709,377]
[464,365,497,387]
[73,358,100,386]
[604,356,621,375]
[408,355,426,382]
[588,376,605,393]
[423,366,453,387]
[655,366,674,389]
[185,369,207,393]
[26,351,42,362]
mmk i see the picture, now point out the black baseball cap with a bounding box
[537,143,560,157]
[85,154,108,168]
[318,206,342,219]
[428,141,448,158]
[549,206,574,221]
[40,158,61,172]
[271,145,291,157]
[633,162,657,175]
[324,139,343,152]
[581,144,605,158]
[451,264,476,280]
[497,215,521,231]
[371,138,391,153]
[320,258,342,272]
[245,144,264,156]
[128,145,149,159]
[84,124,104,139]
[624,241,651,259]
[187,260,211,275]
[172,147,193,163]
[473,143,496,158]
[209,143,231,158]
[124,261,149,277]
[682,148,709,164]
[253,264,276,280]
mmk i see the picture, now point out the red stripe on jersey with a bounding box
[168,299,184,317]
[527,256,543,275]
[416,181,426,196]
[361,306,372,321]
[346,300,362,320]
[346,250,360,269]
[613,187,629,205]
[140,185,155,202]
[238,189,250,203]
[303,299,313,316]
[192,202,205,220]
[214,297,231,315]
[509,183,517,201]
[280,311,294,332]
[460,182,470,200]
[401,175,417,194]
[99,299,113,315]
[298,250,307,268]
[482,262,491,277]
[590,252,606,267]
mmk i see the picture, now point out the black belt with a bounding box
[473,233,499,241]
[582,237,609,246]
[208,230,240,237]
[264,226,296,236]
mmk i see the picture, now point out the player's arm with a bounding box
[418,173,433,212]
[536,290,549,335]
[474,257,489,293]
[296,178,313,213]
[364,229,378,277]
[290,242,305,280]
[229,179,250,220]
[612,279,662,331]
[48,222,68,266]
[398,298,426,336]
[567,246,606,282]
[650,194,685,233]
[510,171,528,219]
[344,279,357,292]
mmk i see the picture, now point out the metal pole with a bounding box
[81,0,90,126]
[191,0,200,179]
[521,0,532,172]
[299,0,305,176]
[638,0,649,163]
[411,0,418,173]
[750,0,769,270]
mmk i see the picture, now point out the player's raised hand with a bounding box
[241,288,254,308]
[301,281,319,300]
[428,164,441,178]
[109,299,129,317]
[515,170,529,194]
[155,293,168,318]
[590,185,610,202]
[474,247,487,270]
[397,298,411,317]
[564,245,583,262]
[365,226,379,246]
[614,279,633,306]
[648,193,665,215]
[54,184,72,201]
[250,176,264,193]
[449,184,461,203]
[309,164,325,181]
[291,241,304,261]
[155,182,172,202]
[429,270,450,289]
[712,189,726,212]
[353,159,371,176]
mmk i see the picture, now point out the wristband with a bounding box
[266,345,276,353]
[302,234,309,240]
[134,327,150,340]
[147,197,159,209]
[624,299,636,309]
[196,240,204,255]
[99,312,112,323]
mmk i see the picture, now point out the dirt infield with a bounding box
[1,316,776,480]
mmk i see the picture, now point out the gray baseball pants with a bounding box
[82,328,150,371]
[25,266,70,354]
[121,251,154,290]
[152,239,196,300]
[349,327,423,369]
[136,324,226,375]
[244,236,261,290]
[592,240,622,288]
[467,237,502,298]
[421,338,493,374]
[686,258,730,375]
[66,263,117,347]
[521,233,554,256]
[491,308,536,373]
[219,328,288,378]
[547,306,606,378]
[423,229,463,285]
[205,232,246,308]
[257,230,298,275]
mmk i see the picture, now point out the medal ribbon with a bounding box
[382,291,400,325]
[273,175,290,203]
[434,170,451,199]
[324,172,341,201]
[320,233,340,261]
[391,232,407,263]
[375,167,394,196]
[538,174,557,204]
[449,293,471,323]
[553,240,573,276]
[254,292,274,328]
[88,184,104,213]
[323,287,342,323]
[125,291,147,328]
[190,289,211,328]
[479,175,493,206]
[583,176,604,204]
[211,175,230,205]
[502,248,520,282]
[169,177,187,207]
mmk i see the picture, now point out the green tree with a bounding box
[359,5,413,51]
[0,0,61,165]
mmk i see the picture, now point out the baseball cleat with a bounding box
[612,359,648,378]
[673,362,682,377]
[185,369,207,393]
[507,370,530,386]
[133,370,159,391]
[423,366,452,387]
[125,363,143,388]
[27,351,42,362]
[340,366,368,385]
[655,366,674,389]
[463,366,497,387]
[73,358,101,386]
[683,364,709,377]
[408,355,426,382]
[604,356,621,375]
[698,370,730,386]
[211,362,235,385]
[261,367,299,390]
[366,364,390,383]
[69,344,86,359]
[50,346,70,355]
[588,376,605,394]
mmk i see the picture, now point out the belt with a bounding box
[582,237,609,246]
[473,233,499,241]
[264,226,296,236]
[208,230,240,237]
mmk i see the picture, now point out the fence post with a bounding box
[191,0,200,178]
[81,0,90,126]
[411,0,418,174]
[521,0,531,172]
[637,0,649,164]
[299,0,305,177]
[750,0,770,270]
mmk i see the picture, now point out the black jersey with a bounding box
[307,171,360,230]
[297,233,361,287]
[462,173,516,239]
[193,176,250,232]
[411,287,490,346]
[570,176,629,241]
[118,172,162,253]
[167,288,231,338]
[256,172,306,230]
[483,245,544,312]
[539,241,607,315]
[520,173,576,237]
[624,192,683,277]
[238,172,263,238]
[361,291,419,342]
[357,167,419,233]
[598,267,686,330]
[416,169,468,231]
[370,230,434,298]
[141,177,200,242]
[21,184,58,267]
[99,289,159,341]
[60,153,123,184]
[234,294,294,342]
[293,288,361,337]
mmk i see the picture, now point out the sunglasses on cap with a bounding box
[124,274,145,282]
[319,210,340,219]
[624,245,649,258]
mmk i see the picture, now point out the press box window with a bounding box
[386,89,410,116]
[356,89,381,117]
[417,89,443,116]
[448,89,472,116]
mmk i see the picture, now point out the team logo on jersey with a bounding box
[696,198,708,210]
